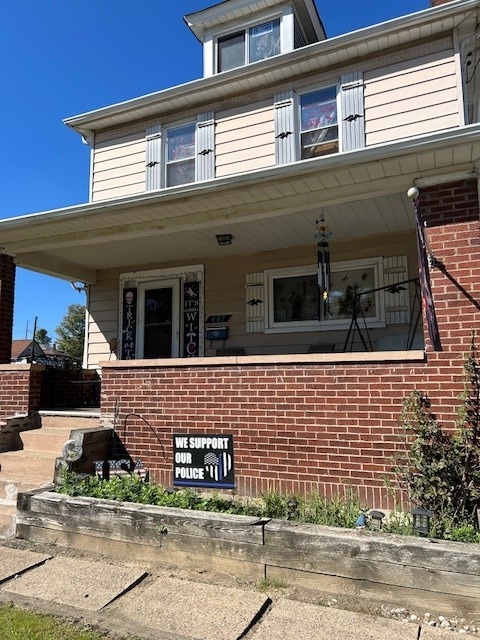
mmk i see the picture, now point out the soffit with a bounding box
[64,1,478,139]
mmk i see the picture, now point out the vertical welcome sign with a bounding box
[183,281,200,357]
[121,288,137,359]
[173,434,235,489]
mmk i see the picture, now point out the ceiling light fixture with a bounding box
[216,234,233,246]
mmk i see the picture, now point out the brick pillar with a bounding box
[0,254,15,364]
[420,179,480,352]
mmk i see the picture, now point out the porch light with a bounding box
[315,215,332,315]
[216,233,233,245]
[411,506,433,537]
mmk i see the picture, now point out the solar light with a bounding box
[287,498,298,520]
[411,506,433,537]
[369,510,385,531]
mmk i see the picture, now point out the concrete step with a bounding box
[20,430,75,454]
[38,413,101,431]
[0,450,59,477]
[0,476,54,500]
[0,412,103,534]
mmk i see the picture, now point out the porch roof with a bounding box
[0,125,479,284]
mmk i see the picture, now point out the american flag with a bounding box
[204,452,232,482]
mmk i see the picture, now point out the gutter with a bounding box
[63,0,480,137]
[1,123,480,230]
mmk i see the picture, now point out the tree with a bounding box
[34,328,51,347]
[56,304,85,361]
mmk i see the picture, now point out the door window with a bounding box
[138,279,180,357]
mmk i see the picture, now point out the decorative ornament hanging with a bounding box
[315,215,332,316]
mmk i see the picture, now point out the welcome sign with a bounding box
[173,434,235,489]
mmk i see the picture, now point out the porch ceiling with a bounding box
[2,129,479,283]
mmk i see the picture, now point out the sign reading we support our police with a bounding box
[173,434,235,489]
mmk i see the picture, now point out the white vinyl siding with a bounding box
[91,131,146,201]
[86,276,119,369]
[215,101,275,177]
[364,50,461,145]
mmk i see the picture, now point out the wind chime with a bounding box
[315,214,332,319]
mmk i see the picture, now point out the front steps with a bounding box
[0,412,101,538]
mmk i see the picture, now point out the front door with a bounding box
[138,279,180,358]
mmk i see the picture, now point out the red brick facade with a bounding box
[0,254,15,365]
[0,365,43,419]
[100,180,480,508]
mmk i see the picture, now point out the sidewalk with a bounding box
[0,541,472,640]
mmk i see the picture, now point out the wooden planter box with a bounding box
[16,491,480,620]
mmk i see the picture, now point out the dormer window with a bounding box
[217,19,281,73]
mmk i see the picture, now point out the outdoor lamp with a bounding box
[369,510,385,531]
[411,506,433,537]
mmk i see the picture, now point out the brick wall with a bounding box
[100,180,480,509]
[0,254,15,365]
[0,364,43,419]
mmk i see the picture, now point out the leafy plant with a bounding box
[393,336,480,532]
[299,488,362,528]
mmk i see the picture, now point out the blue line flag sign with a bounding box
[173,434,235,489]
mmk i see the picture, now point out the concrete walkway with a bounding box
[0,542,471,640]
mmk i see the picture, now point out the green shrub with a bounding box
[393,340,480,533]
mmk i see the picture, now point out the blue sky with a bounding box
[2,0,427,341]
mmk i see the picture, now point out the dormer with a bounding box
[185,0,326,78]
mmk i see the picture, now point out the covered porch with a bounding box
[2,129,476,367]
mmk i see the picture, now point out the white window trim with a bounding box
[265,257,385,334]
[212,9,284,74]
[119,265,205,358]
[297,81,342,161]
[163,120,197,188]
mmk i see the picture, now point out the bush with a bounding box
[393,338,480,533]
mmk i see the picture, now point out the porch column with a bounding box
[0,253,16,364]
[419,178,480,351]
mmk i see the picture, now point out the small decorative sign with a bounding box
[183,281,200,357]
[173,434,235,489]
[121,288,137,359]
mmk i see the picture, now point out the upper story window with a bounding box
[217,18,281,73]
[165,123,196,187]
[299,86,339,159]
[274,73,364,166]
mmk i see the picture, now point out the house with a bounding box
[11,340,46,364]
[0,0,478,505]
